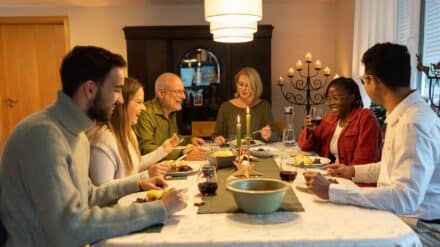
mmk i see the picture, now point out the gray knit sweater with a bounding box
[0,91,167,246]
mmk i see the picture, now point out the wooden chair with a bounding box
[191,121,216,138]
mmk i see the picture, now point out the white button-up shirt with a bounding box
[329,91,440,220]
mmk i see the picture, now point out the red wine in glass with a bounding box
[311,117,322,126]
[198,182,218,196]
[279,170,297,182]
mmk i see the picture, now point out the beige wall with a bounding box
[0,0,354,137]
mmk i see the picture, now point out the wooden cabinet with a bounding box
[123,25,273,135]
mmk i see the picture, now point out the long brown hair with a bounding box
[108,77,143,172]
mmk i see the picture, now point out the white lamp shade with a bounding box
[210,21,257,35]
[205,0,262,23]
[213,33,253,43]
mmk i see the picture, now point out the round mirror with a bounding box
[179,48,220,88]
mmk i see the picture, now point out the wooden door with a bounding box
[0,17,69,153]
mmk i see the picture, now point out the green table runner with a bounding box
[197,158,304,214]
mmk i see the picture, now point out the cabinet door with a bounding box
[126,39,168,100]
[230,39,272,103]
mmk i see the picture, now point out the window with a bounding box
[419,0,440,96]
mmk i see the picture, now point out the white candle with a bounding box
[295,60,303,70]
[288,67,294,77]
[305,52,312,62]
[278,76,284,86]
[333,73,340,79]
[323,66,331,75]
[315,59,321,69]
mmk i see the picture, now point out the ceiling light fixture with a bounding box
[204,0,262,43]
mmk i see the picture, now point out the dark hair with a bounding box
[60,46,126,97]
[326,77,363,107]
[361,42,411,88]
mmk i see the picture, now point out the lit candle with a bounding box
[323,66,331,75]
[315,59,321,69]
[333,73,340,79]
[288,67,294,77]
[246,107,251,139]
[295,59,303,70]
[236,115,242,149]
[305,52,312,63]
[278,76,284,86]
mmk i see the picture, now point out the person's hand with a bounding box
[185,146,207,161]
[325,163,355,179]
[161,188,187,215]
[162,134,180,153]
[148,163,170,177]
[260,125,271,141]
[214,135,226,145]
[191,137,205,146]
[304,115,315,131]
[303,171,330,200]
[138,176,168,191]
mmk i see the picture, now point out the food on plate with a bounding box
[135,188,171,203]
[241,139,256,145]
[183,144,194,154]
[257,148,265,152]
[212,150,235,157]
[166,160,193,172]
[291,155,322,166]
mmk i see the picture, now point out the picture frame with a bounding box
[194,94,203,106]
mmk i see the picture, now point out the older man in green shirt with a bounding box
[134,73,205,160]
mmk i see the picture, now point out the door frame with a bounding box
[0,16,69,154]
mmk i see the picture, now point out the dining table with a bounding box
[95,143,421,247]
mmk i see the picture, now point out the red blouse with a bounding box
[298,107,382,167]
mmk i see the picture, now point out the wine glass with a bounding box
[279,151,297,182]
[310,106,323,126]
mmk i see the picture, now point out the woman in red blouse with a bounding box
[298,77,382,171]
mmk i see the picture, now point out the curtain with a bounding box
[352,0,397,107]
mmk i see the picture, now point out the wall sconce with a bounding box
[204,0,262,43]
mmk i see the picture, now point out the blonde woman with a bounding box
[88,77,179,185]
[213,67,279,145]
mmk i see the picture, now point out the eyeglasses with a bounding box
[326,95,346,103]
[236,82,250,89]
[166,89,186,95]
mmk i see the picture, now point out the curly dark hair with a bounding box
[326,77,363,107]
[362,42,411,88]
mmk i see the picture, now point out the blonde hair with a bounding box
[234,67,263,103]
[109,77,143,172]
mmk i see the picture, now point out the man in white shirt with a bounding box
[304,43,440,246]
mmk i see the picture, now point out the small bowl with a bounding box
[208,149,237,169]
[226,178,290,214]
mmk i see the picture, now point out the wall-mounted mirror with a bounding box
[179,48,220,87]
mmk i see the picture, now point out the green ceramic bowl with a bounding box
[226,178,290,214]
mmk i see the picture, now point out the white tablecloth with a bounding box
[95,144,421,247]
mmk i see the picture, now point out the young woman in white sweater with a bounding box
[88,77,179,185]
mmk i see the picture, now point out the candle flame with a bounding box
[237,115,241,123]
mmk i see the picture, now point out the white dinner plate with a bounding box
[287,156,331,168]
[166,163,199,177]
[228,139,264,148]
[118,191,149,206]
[250,146,276,158]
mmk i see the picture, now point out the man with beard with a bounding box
[0,46,187,247]
[134,73,206,160]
